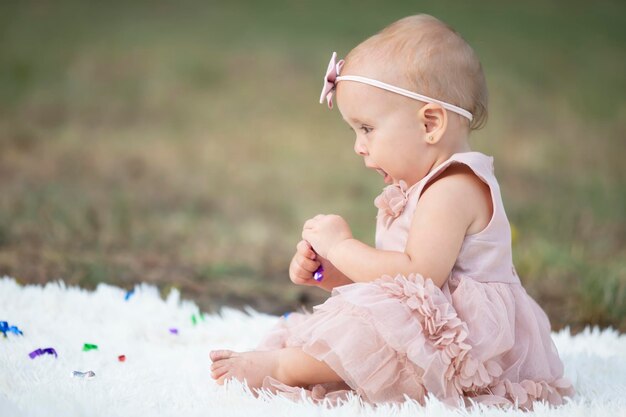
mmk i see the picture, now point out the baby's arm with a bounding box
[303,167,485,286]
[315,256,354,292]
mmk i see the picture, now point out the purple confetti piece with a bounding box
[169,328,178,335]
[313,265,324,282]
[29,347,57,359]
[44,347,57,357]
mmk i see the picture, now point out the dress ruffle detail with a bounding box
[256,272,575,410]
[375,273,575,410]
[374,180,409,228]
[376,273,503,397]
[468,376,575,410]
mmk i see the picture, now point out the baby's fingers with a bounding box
[297,239,317,260]
[302,215,324,230]
[296,251,320,272]
[289,255,320,286]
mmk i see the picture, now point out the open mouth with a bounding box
[375,168,393,184]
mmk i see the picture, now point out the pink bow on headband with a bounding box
[319,52,344,109]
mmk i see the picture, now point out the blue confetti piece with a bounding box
[124,289,135,301]
[282,312,291,319]
[1,321,24,337]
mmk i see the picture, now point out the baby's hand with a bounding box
[302,214,352,258]
[288,239,321,286]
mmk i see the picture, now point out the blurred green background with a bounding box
[1,0,624,333]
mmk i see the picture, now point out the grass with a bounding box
[0,0,624,332]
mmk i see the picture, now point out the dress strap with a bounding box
[413,152,495,201]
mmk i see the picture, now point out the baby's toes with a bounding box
[216,371,232,386]
[210,349,234,362]
[210,359,230,372]
[211,365,228,380]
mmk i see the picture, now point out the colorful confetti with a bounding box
[191,314,197,325]
[29,347,57,359]
[282,312,291,319]
[0,321,23,337]
[169,328,178,335]
[83,343,98,351]
[118,355,126,362]
[313,265,324,282]
[124,289,135,301]
[72,370,96,379]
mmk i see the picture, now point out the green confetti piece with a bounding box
[191,314,197,325]
[83,343,98,351]
[200,313,206,322]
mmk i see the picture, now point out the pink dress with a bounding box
[256,151,575,411]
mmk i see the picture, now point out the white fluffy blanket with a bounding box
[0,277,624,417]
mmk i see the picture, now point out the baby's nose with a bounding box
[354,138,368,156]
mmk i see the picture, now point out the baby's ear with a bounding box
[417,103,447,144]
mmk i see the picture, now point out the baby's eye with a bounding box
[360,126,372,134]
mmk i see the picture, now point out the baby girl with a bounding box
[209,14,575,411]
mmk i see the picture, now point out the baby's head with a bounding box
[322,14,488,186]
[340,14,487,132]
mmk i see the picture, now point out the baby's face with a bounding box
[336,80,435,188]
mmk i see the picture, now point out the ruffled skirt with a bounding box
[256,273,575,411]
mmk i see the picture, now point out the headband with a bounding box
[319,52,473,122]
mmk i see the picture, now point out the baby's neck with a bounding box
[426,139,472,178]
[438,115,472,153]
[441,137,472,158]
[456,140,472,153]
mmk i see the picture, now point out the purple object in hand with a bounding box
[313,265,324,282]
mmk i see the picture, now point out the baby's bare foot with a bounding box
[210,349,288,389]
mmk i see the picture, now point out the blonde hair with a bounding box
[343,14,488,131]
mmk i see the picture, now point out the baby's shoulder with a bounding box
[421,163,488,197]
[419,163,494,235]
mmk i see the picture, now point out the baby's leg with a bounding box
[279,347,344,386]
[210,347,344,388]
